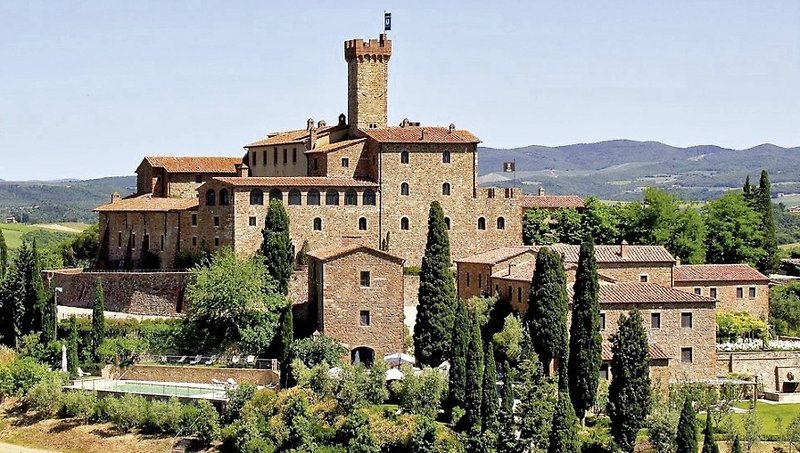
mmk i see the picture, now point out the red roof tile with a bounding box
[580,282,716,305]
[95,195,198,212]
[537,244,675,264]
[521,195,585,209]
[306,243,404,264]
[454,246,534,265]
[358,126,480,144]
[245,125,345,147]
[674,264,768,283]
[143,156,242,174]
[212,176,377,188]
[601,342,669,361]
[306,138,366,154]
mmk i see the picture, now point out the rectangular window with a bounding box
[214,216,220,227]
[214,237,220,247]
[749,287,756,298]
[639,274,649,283]
[600,313,606,331]
[518,287,522,304]
[360,271,371,287]
[466,273,470,288]
[131,232,136,249]
[160,235,164,251]
[251,151,257,166]
[478,273,483,288]
[274,150,278,165]
[710,287,718,299]
[681,348,693,364]
[341,157,349,168]
[293,148,297,163]
[283,148,287,164]
[117,232,122,247]
[263,149,267,164]
[194,174,202,183]
[360,310,371,326]
[192,236,197,247]
[736,287,744,298]
[191,214,197,226]
[694,287,702,295]
[681,312,693,328]
[249,216,257,226]
[313,158,318,170]
[600,364,609,380]
[507,286,512,301]
[651,312,661,329]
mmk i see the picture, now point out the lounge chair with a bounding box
[160,355,168,363]
[189,355,202,365]
[211,378,225,385]
[245,355,256,366]
[176,355,187,364]
[205,355,217,366]
[230,355,241,366]
[226,378,238,387]
[77,368,91,377]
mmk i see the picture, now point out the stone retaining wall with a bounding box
[717,350,800,391]
[122,364,278,386]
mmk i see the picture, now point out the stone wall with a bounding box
[403,275,419,307]
[600,262,673,287]
[346,35,391,129]
[717,350,800,391]
[674,281,769,319]
[247,145,308,178]
[45,269,191,316]
[122,364,278,386]
[100,210,193,269]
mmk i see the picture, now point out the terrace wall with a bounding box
[122,364,278,386]
[717,350,800,392]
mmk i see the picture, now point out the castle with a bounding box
[95,33,529,268]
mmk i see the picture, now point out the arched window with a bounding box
[219,188,230,206]
[249,189,264,205]
[400,182,409,196]
[359,217,367,230]
[442,182,451,196]
[344,189,358,206]
[269,189,283,202]
[444,216,451,230]
[206,189,216,206]
[326,189,339,205]
[497,217,506,230]
[478,217,486,230]
[307,189,320,205]
[363,189,376,206]
[400,149,409,164]
[442,150,451,163]
[288,189,301,205]
[313,217,322,231]
[401,217,409,230]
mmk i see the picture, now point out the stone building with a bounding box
[307,244,406,364]
[673,264,770,319]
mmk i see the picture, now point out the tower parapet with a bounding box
[344,34,393,63]
[344,34,391,130]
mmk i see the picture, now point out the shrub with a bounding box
[106,394,148,432]
[24,373,65,416]
[191,400,221,444]
[0,356,51,397]
[391,366,447,418]
[145,397,184,434]
[60,390,98,423]
[97,337,146,367]
[224,383,256,424]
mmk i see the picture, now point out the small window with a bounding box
[442,150,451,163]
[283,148,287,164]
[477,217,486,230]
[651,313,661,329]
[274,150,278,165]
[251,151,257,166]
[497,217,505,230]
[250,189,264,205]
[600,364,610,380]
[363,189,376,206]
[192,236,197,247]
[600,313,606,331]
[313,158,318,170]
[194,174,202,183]
[130,232,136,249]
[444,216,451,230]
[442,182,451,196]
[249,216,257,226]
[214,216,220,227]
[360,310,370,326]
[694,288,702,295]
[400,182,409,196]
[466,273,470,288]
[518,287,522,304]
[288,189,301,205]
[307,189,321,206]
[478,273,483,288]
[401,217,409,230]
[293,148,297,163]
[269,189,283,203]
[206,189,216,206]
[681,348,693,364]
[358,217,367,230]
[160,235,164,251]
[345,189,358,206]
[360,271,371,287]
[710,288,718,299]
[117,231,122,247]
[263,149,267,165]
[219,188,230,206]
[639,274,649,283]
[749,287,756,298]
[508,286,512,301]
[326,189,339,205]
[214,237,220,247]
[191,214,197,226]
[736,287,744,298]
[341,157,349,168]
[313,218,322,231]
[401,150,409,164]
[681,312,693,328]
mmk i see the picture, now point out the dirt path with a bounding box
[0,443,57,453]
[38,224,82,233]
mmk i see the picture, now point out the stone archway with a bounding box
[351,346,375,367]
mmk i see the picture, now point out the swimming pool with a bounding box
[67,378,228,400]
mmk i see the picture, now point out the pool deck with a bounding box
[65,378,229,401]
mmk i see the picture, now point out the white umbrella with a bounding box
[383,352,415,367]
[328,366,343,378]
[61,344,68,373]
[385,368,404,381]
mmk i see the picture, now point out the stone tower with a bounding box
[344,33,392,130]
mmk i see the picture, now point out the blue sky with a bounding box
[1,1,798,180]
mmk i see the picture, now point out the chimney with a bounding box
[236,163,249,177]
[538,186,546,196]
[620,240,628,259]
[317,120,326,128]
[338,113,346,126]
[308,118,317,150]
[111,192,121,203]
[448,123,455,133]
[675,256,681,266]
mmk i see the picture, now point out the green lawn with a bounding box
[699,402,800,438]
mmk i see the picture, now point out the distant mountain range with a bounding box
[478,140,800,201]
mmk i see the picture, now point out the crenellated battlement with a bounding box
[344,33,392,62]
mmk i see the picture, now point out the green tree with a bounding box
[523,207,553,245]
[410,416,438,453]
[91,279,106,360]
[67,315,79,377]
[525,248,568,376]
[608,310,651,453]
[770,282,800,336]
[278,300,293,388]
[730,435,742,453]
[260,199,294,295]
[676,397,698,453]
[701,408,720,453]
[40,291,57,344]
[641,188,706,263]
[462,314,484,432]
[414,201,457,367]
[553,208,584,244]
[756,170,779,274]
[516,352,557,452]
[547,392,580,453]
[341,410,381,453]
[581,196,619,244]
[497,361,518,453]
[0,228,7,278]
[568,240,602,422]
[481,343,499,441]
[703,191,764,267]
[6,240,47,338]
[282,391,316,450]
[743,175,753,203]
[447,299,470,422]
[0,270,25,346]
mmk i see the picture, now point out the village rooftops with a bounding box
[305,138,367,154]
[244,123,346,148]
[357,126,480,144]
[492,260,617,283]
[306,243,405,264]
[572,282,716,305]
[454,246,534,265]
[520,194,585,210]
[141,156,243,174]
[209,176,378,188]
[455,243,675,266]
[673,264,769,283]
[94,194,198,212]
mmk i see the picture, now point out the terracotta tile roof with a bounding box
[245,125,344,147]
[673,264,769,283]
[212,177,378,188]
[535,244,675,264]
[306,138,366,154]
[358,126,480,144]
[455,246,534,265]
[521,195,585,209]
[306,243,404,264]
[601,342,669,361]
[142,156,242,174]
[574,282,716,305]
[492,261,617,283]
[95,195,198,212]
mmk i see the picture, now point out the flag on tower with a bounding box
[503,161,515,172]
[384,12,392,31]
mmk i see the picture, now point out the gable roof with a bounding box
[245,124,346,148]
[305,138,366,154]
[536,244,675,264]
[358,126,480,144]
[142,156,242,174]
[576,282,716,305]
[211,176,377,188]
[454,246,534,265]
[306,243,405,265]
[491,260,618,283]
[674,264,769,283]
[95,195,198,212]
[521,195,585,209]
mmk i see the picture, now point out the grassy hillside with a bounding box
[0,223,90,249]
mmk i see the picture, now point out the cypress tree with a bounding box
[608,309,651,453]
[409,416,437,453]
[414,201,456,367]
[261,200,294,295]
[756,170,779,274]
[447,299,470,422]
[516,351,556,452]
[547,392,580,453]
[481,343,499,440]
[568,239,602,422]
[278,300,293,388]
[676,396,698,453]
[497,360,517,452]
[525,248,568,376]
[91,279,106,360]
[0,270,25,347]
[0,228,7,278]
[730,435,742,453]
[14,240,46,335]
[701,408,720,453]
[41,291,57,345]
[462,314,484,432]
[743,175,753,205]
[67,315,79,377]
